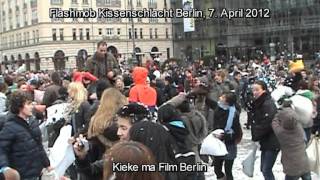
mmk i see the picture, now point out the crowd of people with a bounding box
[0,40,319,180]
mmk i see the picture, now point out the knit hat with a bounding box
[288,60,304,73]
[117,103,151,124]
[296,90,314,101]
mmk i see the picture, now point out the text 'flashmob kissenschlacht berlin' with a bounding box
[49,8,205,18]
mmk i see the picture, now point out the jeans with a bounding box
[213,158,234,180]
[285,172,312,180]
[261,150,279,180]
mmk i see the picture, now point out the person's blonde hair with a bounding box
[68,82,88,110]
[88,88,128,138]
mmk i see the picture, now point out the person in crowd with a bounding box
[116,103,152,141]
[73,71,98,104]
[114,76,126,95]
[231,71,244,108]
[129,67,157,110]
[272,100,312,180]
[165,93,207,164]
[89,80,111,118]
[157,103,197,180]
[0,82,7,115]
[205,92,242,180]
[42,72,62,107]
[51,87,69,105]
[86,41,119,80]
[76,88,127,180]
[250,80,279,180]
[129,121,178,180]
[0,91,51,180]
[87,88,127,148]
[164,76,178,102]
[17,81,28,92]
[74,103,150,179]
[183,69,195,93]
[0,167,20,180]
[67,82,91,135]
[103,141,164,180]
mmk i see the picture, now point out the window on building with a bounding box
[134,28,137,39]
[106,18,112,22]
[86,28,90,40]
[16,34,19,46]
[106,28,113,36]
[98,28,102,35]
[72,0,78,4]
[51,0,63,5]
[24,32,27,45]
[52,29,57,41]
[84,18,89,22]
[79,29,83,40]
[33,30,36,43]
[137,18,142,23]
[117,28,121,35]
[137,0,142,7]
[155,28,158,39]
[31,10,38,24]
[149,18,158,23]
[27,32,30,45]
[72,18,78,22]
[36,30,39,42]
[73,28,77,40]
[166,28,169,39]
[105,0,111,5]
[140,28,143,39]
[59,28,64,41]
[149,28,152,39]
[83,0,89,4]
[129,28,132,39]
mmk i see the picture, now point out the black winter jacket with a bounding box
[0,114,50,179]
[74,101,91,136]
[251,93,280,151]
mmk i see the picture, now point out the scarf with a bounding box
[218,101,236,134]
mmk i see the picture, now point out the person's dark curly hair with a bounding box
[9,91,33,114]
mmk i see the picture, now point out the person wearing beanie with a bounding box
[129,121,178,180]
[116,103,152,141]
[272,101,311,180]
[158,103,197,180]
[129,67,157,109]
[73,103,151,180]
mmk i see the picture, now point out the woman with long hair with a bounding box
[67,82,91,135]
[88,88,128,141]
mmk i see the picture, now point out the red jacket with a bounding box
[129,67,157,106]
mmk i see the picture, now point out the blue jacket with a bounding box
[0,114,50,178]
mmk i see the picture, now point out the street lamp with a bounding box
[130,0,138,66]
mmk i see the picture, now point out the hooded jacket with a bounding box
[272,107,310,176]
[129,67,157,107]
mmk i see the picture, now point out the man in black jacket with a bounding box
[0,91,51,180]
